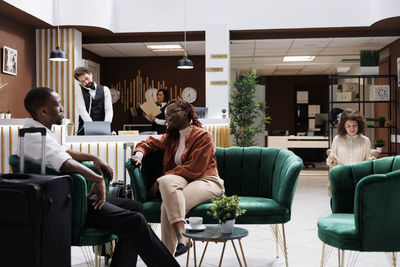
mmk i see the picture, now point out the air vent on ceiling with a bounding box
[341,58,359,63]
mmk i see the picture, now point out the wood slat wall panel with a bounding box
[111,70,184,111]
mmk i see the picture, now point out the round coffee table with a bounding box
[182,225,249,267]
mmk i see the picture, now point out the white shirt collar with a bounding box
[179,125,193,137]
[345,134,360,139]
[81,81,97,91]
[24,118,54,134]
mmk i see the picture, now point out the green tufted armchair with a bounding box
[9,155,117,266]
[317,155,400,267]
[126,146,303,266]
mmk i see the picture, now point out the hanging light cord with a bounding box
[56,0,60,47]
[57,25,60,47]
[183,0,187,56]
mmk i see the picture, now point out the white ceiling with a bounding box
[83,36,399,75]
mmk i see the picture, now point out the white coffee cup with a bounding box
[185,217,203,228]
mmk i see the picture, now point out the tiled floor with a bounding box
[71,168,393,266]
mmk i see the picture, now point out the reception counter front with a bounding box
[268,136,329,150]
[0,119,231,181]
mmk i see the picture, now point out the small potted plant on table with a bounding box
[5,109,11,119]
[373,139,385,153]
[0,111,4,119]
[208,194,246,233]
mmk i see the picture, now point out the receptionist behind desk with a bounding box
[144,89,169,134]
[74,67,113,135]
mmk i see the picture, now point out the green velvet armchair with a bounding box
[9,155,117,266]
[318,155,400,266]
[126,146,303,266]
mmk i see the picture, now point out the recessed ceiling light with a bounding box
[146,44,183,51]
[283,56,315,62]
[337,67,351,73]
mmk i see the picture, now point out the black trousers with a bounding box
[86,196,179,267]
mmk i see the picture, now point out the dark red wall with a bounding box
[0,15,36,117]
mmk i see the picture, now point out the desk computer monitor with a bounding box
[315,113,328,135]
[84,121,111,135]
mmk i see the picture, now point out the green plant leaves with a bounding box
[207,194,246,224]
[229,73,271,147]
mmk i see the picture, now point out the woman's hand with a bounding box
[327,152,339,166]
[131,152,143,171]
[144,112,155,121]
[328,153,338,163]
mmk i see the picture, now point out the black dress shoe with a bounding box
[174,243,188,257]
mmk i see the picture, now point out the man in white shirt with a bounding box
[74,67,113,135]
[19,87,179,267]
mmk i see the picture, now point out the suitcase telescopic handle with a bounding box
[19,127,47,175]
[123,142,136,198]
[19,127,47,137]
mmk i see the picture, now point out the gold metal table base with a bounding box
[186,238,248,267]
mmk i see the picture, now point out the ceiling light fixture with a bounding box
[146,44,183,51]
[177,0,193,69]
[50,0,67,62]
[337,66,351,73]
[283,56,315,62]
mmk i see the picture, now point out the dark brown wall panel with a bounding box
[263,75,329,135]
[0,15,35,117]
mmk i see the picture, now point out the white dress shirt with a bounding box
[327,134,371,166]
[75,82,113,122]
[15,119,72,172]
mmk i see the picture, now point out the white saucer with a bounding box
[185,224,206,231]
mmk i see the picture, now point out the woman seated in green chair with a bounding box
[326,108,376,196]
[327,108,375,167]
[131,99,225,257]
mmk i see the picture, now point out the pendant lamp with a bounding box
[177,0,193,69]
[50,0,67,62]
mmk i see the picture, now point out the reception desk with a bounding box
[268,136,329,150]
[1,118,230,181]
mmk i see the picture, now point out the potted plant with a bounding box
[337,84,343,92]
[5,109,11,119]
[66,122,74,136]
[378,116,386,127]
[0,110,4,119]
[207,194,246,233]
[377,116,386,127]
[229,73,271,147]
[221,108,227,119]
[360,50,380,75]
[373,139,385,153]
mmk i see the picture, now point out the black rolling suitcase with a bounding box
[0,127,72,267]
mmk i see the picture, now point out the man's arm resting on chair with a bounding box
[66,149,114,179]
[60,157,107,210]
